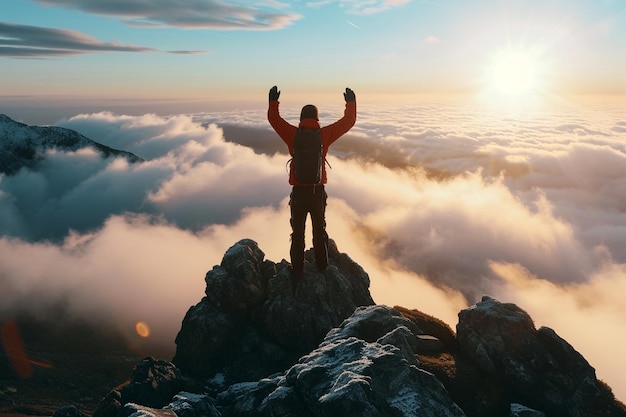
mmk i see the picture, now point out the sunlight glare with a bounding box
[478,43,551,110]
[493,52,535,95]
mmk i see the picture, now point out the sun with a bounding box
[492,51,535,95]
[479,44,549,107]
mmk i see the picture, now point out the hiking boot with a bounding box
[314,242,328,272]
[291,265,303,281]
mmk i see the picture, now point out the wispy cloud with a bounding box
[0,22,156,58]
[34,0,302,30]
[347,0,412,15]
[166,50,213,55]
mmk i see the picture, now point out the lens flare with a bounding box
[135,321,151,338]
[1,320,33,379]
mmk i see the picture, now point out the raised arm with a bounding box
[322,87,357,147]
[267,85,297,145]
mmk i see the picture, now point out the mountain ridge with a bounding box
[0,114,142,175]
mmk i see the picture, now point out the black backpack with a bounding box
[292,128,323,184]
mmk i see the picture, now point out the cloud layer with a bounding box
[1,102,625,400]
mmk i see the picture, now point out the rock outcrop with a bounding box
[85,240,625,417]
[172,238,375,386]
[215,304,465,417]
[457,295,618,417]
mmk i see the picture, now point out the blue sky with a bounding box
[1,0,626,113]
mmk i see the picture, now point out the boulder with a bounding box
[216,305,466,417]
[164,392,221,417]
[457,295,619,417]
[120,357,194,409]
[323,304,421,365]
[89,356,198,417]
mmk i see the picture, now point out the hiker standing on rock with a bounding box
[268,85,357,279]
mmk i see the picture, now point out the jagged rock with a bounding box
[118,403,177,417]
[457,295,622,417]
[323,304,421,365]
[216,304,466,417]
[120,357,194,409]
[510,403,545,417]
[173,238,375,385]
[87,242,626,417]
[164,392,221,417]
[204,238,267,316]
[325,304,421,343]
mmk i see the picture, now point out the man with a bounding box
[268,85,357,278]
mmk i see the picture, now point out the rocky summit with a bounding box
[172,238,375,386]
[58,239,624,417]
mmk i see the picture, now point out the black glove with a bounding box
[344,87,356,102]
[269,86,280,101]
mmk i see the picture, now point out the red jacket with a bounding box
[268,100,357,185]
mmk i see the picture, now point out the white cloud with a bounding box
[333,169,597,300]
[1,103,625,401]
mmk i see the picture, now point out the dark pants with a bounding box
[289,185,329,275]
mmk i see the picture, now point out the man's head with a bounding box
[300,104,319,121]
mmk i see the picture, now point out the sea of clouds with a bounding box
[0,100,625,400]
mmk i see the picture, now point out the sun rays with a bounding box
[477,40,555,109]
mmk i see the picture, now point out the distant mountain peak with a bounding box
[0,113,25,124]
[0,113,142,175]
